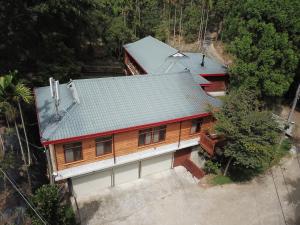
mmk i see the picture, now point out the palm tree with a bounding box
[0,72,32,165]
[0,72,32,193]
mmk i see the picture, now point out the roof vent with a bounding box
[201,55,205,67]
[171,52,185,57]
[67,79,80,104]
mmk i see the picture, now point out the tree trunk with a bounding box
[25,165,32,194]
[173,6,177,42]
[202,9,209,52]
[18,101,31,165]
[223,157,233,176]
[15,121,27,165]
[5,114,10,129]
[197,1,205,49]
[0,134,5,157]
[179,5,183,46]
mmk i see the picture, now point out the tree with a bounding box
[219,0,300,99]
[29,185,76,225]
[0,0,102,84]
[0,72,33,165]
[214,88,280,179]
[0,72,33,192]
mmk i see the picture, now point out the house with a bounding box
[34,71,222,199]
[124,36,229,96]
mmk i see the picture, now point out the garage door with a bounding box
[141,153,173,177]
[114,162,139,185]
[72,169,112,198]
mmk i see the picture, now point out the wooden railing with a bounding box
[200,133,225,156]
[183,159,205,179]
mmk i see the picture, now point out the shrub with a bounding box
[28,184,76,225]
[204,160,221,175]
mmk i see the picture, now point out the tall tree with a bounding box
[214,88,280,179]
[219,0,300,99]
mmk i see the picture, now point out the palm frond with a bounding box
[14,83,33,104]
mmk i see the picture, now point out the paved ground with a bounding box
[77,154,300,225]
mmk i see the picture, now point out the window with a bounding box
[64,142,82,163]
[190,119,203,134]
[95,136,113,156]
[138,126,166,146]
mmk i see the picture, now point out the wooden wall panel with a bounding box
[54,117,214,171]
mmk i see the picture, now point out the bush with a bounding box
[28,184,76,225]
[204,160,221,175]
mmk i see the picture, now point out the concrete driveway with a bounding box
[77,154,300,225]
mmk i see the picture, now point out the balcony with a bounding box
[200,132,225,156]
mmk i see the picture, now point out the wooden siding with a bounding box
[203,76,228,92]
[54,116,214,171]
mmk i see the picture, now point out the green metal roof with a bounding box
[124,36,227,75]
[35,72,221,143]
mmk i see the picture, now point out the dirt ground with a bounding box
[77,153,300,225]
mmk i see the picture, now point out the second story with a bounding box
[34,72,221,176]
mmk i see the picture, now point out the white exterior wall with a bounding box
[141,153,173,177]
[72,169,112,198]
[113,162,139,185]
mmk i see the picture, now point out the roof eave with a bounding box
[41,112,212,146]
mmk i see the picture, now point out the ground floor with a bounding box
[69,145,206,200]
[77,154,300,225]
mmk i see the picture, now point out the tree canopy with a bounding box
[215,0,300,98]
[214,88,280,179]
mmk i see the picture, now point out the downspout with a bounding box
[178,121,182,148]
[44,146,54,184]
[112,134,116,164]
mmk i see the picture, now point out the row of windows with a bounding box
[63,119,203,163]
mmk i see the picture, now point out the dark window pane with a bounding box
[191,119,203,134]
[64,142,82,163]
[138,133,146,146]
[159,129,166,141]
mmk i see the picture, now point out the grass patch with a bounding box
[272,138,292,165]
[210,175,233,185]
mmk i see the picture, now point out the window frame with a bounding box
[190,118,203,134]
[138,125,167,147]
[63,142,83,163]
[95,135,113,157]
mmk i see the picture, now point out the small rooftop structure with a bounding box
[35,72,221,145]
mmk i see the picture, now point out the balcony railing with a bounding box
[200,133,225,156]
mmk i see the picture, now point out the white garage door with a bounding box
[141,153,173,177]
[72,169,112,198]
[114,162,139,185]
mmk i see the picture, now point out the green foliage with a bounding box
[0,0,101,84]
[272,138,292,164]
[0,71,32,121]
[215,88,280,179]
[204,160,220,174]
[28,185,76,225]
[210,175,233,185]
[217,0,300,98]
